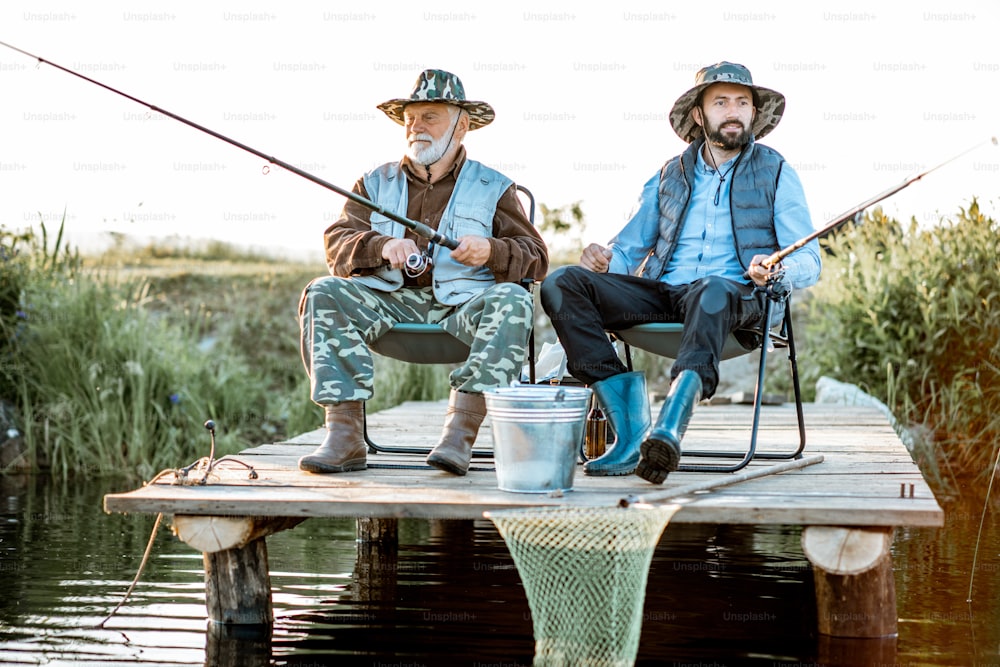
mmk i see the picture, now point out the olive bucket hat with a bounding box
[377,69,496,130]
[669,61,785,143]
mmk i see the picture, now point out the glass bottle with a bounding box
[585,393,608,459]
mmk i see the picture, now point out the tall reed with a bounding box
[1,220,269,479]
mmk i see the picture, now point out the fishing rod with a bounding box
[0,39,459,250]
[763,135,999,269]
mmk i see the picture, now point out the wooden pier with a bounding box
[104,397,943,652]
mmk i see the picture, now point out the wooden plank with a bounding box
[103,402,944,528]
[235,448,921,471]
[104,477,942,526]
[132,452,933,482]
[176,461,931,490]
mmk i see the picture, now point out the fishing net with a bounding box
[487,504,680,667]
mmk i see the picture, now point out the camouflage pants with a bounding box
[300,277,533,405]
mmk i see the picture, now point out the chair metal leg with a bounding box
[362,402,494,457]
[677,299,807,472]
[677,325,770,472]
[363,325,539,458]
[784,309,808,456]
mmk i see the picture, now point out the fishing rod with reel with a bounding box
[760,135,999,270]
[0,39,459,272]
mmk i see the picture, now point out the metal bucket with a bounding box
[484,385,592,493]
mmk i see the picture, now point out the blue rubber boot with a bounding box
[583,371,651,476]
[637,370,702,484]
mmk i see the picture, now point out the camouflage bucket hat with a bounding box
[669,61,785,143]
[377,69,495,130]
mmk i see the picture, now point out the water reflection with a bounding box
[0,474,997,666]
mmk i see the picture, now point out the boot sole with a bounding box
[299,457,367,474]
[583,463,637,477]
[426,454,469,476]
[636,436,681,484]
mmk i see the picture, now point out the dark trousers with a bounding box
[539,266,767,398]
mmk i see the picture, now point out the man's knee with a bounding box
[692,276,741,316]
[540,265,588,313]
[499,285,537,334]
[478,283,533,320]
[487,281,530,302]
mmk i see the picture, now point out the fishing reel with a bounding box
[404,250,433,277]
[759,265,791,301]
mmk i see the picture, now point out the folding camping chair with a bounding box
[610,285,806,473]
[363,184,538,456]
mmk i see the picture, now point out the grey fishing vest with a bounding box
[354,159,511,306]
[641,137,785,282]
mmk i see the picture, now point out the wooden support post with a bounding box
[204,537,273,625]
[174,516,305,626]
[357,516,399,545]
[816,635,898,666]
[802,526,897,638]
[205,620,272,667]
[173,515,305,553]
[354,517,399,603]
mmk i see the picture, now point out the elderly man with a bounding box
[541,61,821,484]
[298,69,547,476]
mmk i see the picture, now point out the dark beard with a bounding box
[706,122,750,150]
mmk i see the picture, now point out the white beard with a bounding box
[407,134,446,165]
[406,112,459,165]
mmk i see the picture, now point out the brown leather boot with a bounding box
[425,390,486,476]
[299,402,368,473]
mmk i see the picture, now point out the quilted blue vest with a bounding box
[641,137,785,282]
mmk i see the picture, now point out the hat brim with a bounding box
[376,98,495,130]
[669,81,785,143]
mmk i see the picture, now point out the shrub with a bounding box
[804,200,1000,492]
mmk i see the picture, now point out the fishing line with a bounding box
[14,510,164,644]
[966,440,1000,603]
[0,39,458,250]
[93,421,258,627]
[762,135,999,269]
[96,512,164,629]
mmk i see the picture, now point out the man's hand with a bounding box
[748,254,782,286]
[580,243,613,273]
[450,235,491,267]
[382,238,421,269]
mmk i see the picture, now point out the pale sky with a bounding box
[2,0,998,263]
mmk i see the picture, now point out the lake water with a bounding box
[0,473,997,666]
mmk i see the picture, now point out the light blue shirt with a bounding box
[608,149,821,289]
